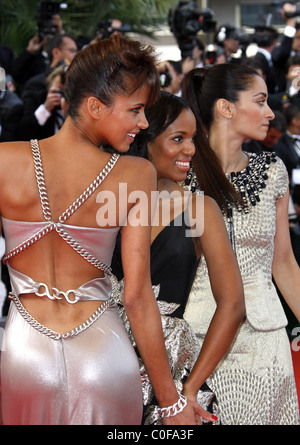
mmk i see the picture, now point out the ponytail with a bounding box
[182,68,240,212]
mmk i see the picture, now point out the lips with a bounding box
[127,132,137,140]
[175,160,190,170]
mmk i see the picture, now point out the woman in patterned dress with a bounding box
[182,63,300,424]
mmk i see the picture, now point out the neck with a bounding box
[157,177,175,192]
[208,126,248,173]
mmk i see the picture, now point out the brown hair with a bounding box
[64,34,160,120]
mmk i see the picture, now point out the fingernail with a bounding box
[211,415,218,421]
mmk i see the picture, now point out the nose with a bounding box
[138,111,149,130]
[266,103,275,120]
[184,138,196,157]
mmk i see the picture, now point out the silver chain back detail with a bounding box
[30,139,52,221]
[55,223,113,274]
[30,139,120,225]
[59,153,120,223]
[9,292,115,340]
[3,141,120,270]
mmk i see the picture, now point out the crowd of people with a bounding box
[1,2,300,426]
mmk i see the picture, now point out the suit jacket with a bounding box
[272,34,294,93]
[275,132,300,178]
[18,73,62,141]
[254,51,277,94]
[0,90,23,142]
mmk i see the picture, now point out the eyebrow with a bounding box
[169,130,196,136]
[253,92,267,98]
[169,130,188,135]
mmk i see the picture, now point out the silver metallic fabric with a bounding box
[0,140,143,425]
[184,155,300,424]
[1,297,143,425]
[7,263,114,304]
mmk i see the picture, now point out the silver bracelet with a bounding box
[159,393,187,418]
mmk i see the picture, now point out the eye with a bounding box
[131,106,143,114]
[173,135,183,142]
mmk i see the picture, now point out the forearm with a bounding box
[183,301,245,398]
[273,256,300,322]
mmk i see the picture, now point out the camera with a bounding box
[159,70,172,88]
[271,1,300,18]
[37,1,65,40]
[54,89,64,97]
[96,19,131,40]
[168,0,216,59]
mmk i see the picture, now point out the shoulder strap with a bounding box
[30,139,120,223]
[30,139,52,221]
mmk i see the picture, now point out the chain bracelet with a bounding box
[159,393,187,418]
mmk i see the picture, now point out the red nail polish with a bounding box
[211,415,218,421]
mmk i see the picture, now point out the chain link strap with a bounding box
[9,292,115,340]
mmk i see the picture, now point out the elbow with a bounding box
[220,290,246,326]
[232,291,246,325]
[235,300,246,324]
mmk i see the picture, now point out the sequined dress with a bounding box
[184,152,300,425]
[112,198,218,425]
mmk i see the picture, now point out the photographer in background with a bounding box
[18,64,67,140]
[11,12,64,95]
[91,19,131,43]
[214,24,242,63]
[157,60,184,96]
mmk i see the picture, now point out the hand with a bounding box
[182,391,218,425]
[44,87,63,112]
[181,57,195,75]
[280,3,296,26]
[189,398,218,425]
[26,34,45,54]
[161,397,218,425]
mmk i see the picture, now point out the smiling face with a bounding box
[98,85,150,152]
[147,108,196,182]
[231,74,274,141]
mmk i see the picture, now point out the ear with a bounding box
[86,96,102,119]
[216,98,233,120]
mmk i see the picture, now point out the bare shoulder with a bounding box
[0,140,29,153]
[117,154,155,171]
[0,141,32,172]
[116,155,157,186]
[191,193,221,216]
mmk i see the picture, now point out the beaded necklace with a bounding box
[185,151,277,250]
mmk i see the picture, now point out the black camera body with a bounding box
[169,0,216,59]
[271,1,300,18]
[96,20,131,40]
[37,0,61,40]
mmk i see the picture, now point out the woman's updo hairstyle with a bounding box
[64,34,160,120]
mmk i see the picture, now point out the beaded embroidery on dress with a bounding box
[184,152,300,424]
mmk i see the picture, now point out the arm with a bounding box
[120,160,198,425]
[272,189,300,321]
[272,3,296,66]
[183,196,245,401]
